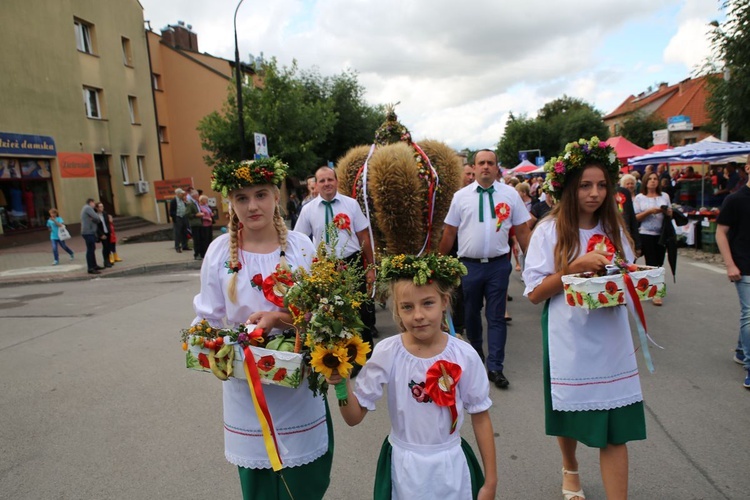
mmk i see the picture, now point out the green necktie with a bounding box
[322,199,336,243]
[477,186,496,222]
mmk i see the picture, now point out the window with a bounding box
[614,123,620,136]
[137,156,145,181]
[152,73,162,90]
[74,19,95,54]
[128,96,140,124]
[158,126,168,143]
[120,156,131,184]
[121,37,133,66]
[83,86,102,118]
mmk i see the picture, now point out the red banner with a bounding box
[58,152,95,178]
[154,177,194,201]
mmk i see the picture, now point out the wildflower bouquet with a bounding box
[285,241,371,405]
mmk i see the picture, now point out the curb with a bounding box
[0,260,202,288]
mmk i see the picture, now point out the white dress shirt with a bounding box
[294,193,369,258]
[444,180,530,259]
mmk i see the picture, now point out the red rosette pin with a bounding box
[333,213,351,231]
[423,360,462,434]
[494,203,510,232]
[586,234,615,261]
[262,267,295,307]
[615,192,626,213]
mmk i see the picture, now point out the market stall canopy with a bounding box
[510,159,538,174]
[604,136,648,163]
[629,138,750,166]
[646,143,669,153]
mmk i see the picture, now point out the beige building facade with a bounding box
[0,0,162,237]
[147,23,258,220]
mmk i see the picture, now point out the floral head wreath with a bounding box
[378,254,467,288]
[210,157,288,197]
[542,137,621,201]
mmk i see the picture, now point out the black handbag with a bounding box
[672,209,689,227]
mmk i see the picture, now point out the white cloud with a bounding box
[663,18,713,71]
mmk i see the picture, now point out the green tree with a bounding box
[538,95,609,150]
[198,60,383,179]
[620,112,667,148]
[704,0,750,140]
[497,113,554,168]
[311,69,385,164]
[497,97,608,166]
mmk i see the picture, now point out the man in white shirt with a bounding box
[295,166,378,365]
[439,150,531,389]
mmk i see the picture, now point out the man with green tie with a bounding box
[439,149,531,389]
[294,166,377,368]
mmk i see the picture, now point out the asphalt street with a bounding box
[0,257,748,499]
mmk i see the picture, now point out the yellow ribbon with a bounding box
[242,348,283,471]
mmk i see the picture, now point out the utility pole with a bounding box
[234,0,247,159]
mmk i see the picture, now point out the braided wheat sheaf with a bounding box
[336,140,461,257]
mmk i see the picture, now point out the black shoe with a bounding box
[88,269,101,275]
[95,266,105,270]
[104,264,113,268]
[507,295,513,301]
[176,248,182,253]
[488,370,509,389]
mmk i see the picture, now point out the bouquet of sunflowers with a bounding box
[285,241,371,405]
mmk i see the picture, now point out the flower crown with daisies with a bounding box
[543,137,621,201]
[210,157,288,197]
[378,254,467,288]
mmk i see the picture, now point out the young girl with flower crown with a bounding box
[327,254,497,500]
[522,138,645,500]
[191,158,332,500]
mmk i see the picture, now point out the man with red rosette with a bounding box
[295,166,377,374]
[439,149,531,389]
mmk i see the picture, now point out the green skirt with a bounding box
[542,301,647,449]
[373,436,484,500]
[237,398,334,500]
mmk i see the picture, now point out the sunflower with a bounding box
[310,345,353,379]
[342,336,371,366]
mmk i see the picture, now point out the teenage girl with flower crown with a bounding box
[191,158,332,500]
[327,254,497,500]
[522,138,645,500]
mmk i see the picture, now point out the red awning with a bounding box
[604,136,649,163]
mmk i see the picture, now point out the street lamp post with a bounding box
[234,0,247,160]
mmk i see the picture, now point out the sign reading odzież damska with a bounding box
[0,132,56,156]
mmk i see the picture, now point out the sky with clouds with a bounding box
[138,0,722,152]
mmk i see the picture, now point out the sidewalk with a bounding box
[0,225,203,286]
[0,225,725,287]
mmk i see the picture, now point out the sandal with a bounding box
[562,468,585,500]
[653,297,663,306]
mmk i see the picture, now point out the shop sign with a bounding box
[154,177,194,201]
[0,132,56,156]
[667,116,693,132]
[652,129,669,145]
[58,152,95,178]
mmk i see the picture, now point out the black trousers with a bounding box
[100,236,112,265]
[640,233,666,267]
[342,252,375,358]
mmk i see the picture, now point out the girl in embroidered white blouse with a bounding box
[193,159,332,500]
[523,141,645,500]
[327,257,497,500]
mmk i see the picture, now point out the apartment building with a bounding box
[0,0,161,237]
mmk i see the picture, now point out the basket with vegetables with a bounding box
[181,320,306,389]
